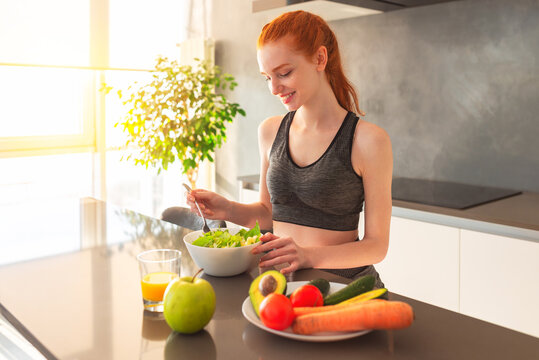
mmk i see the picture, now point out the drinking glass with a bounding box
[137,249,181,312]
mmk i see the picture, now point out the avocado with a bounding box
[249,270,287,317]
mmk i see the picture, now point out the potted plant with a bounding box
[109,56,245,188]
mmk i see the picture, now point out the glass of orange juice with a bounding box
[137,249,181,312]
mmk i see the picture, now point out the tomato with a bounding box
[259,293,295,330]
[290,284,324,308]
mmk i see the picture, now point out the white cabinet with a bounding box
[379,218,539,337]
[460,230,539,338]
[238,176,260,203]
[239,188,259,203]
[376,217,460,312]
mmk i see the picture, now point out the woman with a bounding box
[186,11,392,284]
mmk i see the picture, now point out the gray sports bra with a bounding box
[266,111,364,231]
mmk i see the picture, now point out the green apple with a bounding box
[163,269,216,334]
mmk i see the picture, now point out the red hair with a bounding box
[258,11,364,116]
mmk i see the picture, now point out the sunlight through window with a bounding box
[0,0,189,219]
[0,66,88,137]
[0,0,89,66]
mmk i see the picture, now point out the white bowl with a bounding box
[183,227,260,277]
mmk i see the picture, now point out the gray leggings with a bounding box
[321,265,385,288]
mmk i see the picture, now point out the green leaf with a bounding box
[191,224,261,248]
[243,221,261,239]
[115,54,244,175]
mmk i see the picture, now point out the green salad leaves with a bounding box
[192,222,261,248]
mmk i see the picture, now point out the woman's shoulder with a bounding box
[355,119,390,145]
[353,119,392,160]
[258,113,287,143]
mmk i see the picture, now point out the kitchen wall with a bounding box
[204,0,539,199]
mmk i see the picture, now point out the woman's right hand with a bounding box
[185,188,231,220]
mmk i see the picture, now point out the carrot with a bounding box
[292,300,414,335]
[293,299,385,317]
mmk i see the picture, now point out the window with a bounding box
[0,0,190,217]
[0,66,94,154]
[109,0,185,69]
[0,153,93,205]
[0,0,90,66]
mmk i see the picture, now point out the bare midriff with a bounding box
[273,220,358,247]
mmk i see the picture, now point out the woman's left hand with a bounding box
[251,233,310,274]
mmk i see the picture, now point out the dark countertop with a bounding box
[238,175,539,241]
[1,198,538,359]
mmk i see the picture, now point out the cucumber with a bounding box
[308,278,331,297]
[323,275,375,305]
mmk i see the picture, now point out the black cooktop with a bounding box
[391,177,522,210]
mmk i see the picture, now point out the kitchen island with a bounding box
[0,198,537,359]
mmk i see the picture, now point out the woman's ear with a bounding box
[315,45,328,71]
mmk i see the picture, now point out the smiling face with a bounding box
[257,37,326,111]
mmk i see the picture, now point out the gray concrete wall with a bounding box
[208,0,283,199]
[209,0,539,199]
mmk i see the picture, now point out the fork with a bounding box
[183,183,211,233]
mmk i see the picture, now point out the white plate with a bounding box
[241,281,372,342]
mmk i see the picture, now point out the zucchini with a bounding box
[308,278,331,297]
[323,275,375,306]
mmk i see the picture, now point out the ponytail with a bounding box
[258,11,364,116]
